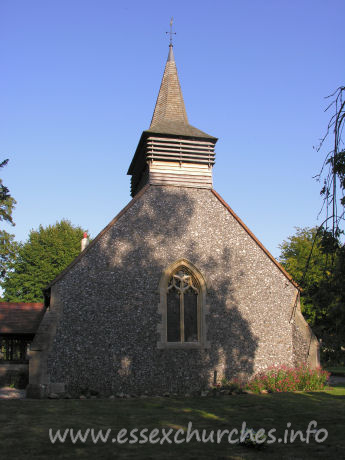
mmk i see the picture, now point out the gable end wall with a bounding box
[33,186,317,394]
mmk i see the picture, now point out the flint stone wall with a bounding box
[44,185,312,394]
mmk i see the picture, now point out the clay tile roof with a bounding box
[0,302,45,334]
[149,45,214,139]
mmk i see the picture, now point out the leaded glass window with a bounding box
[167,268,199,343]
[0,336,30,362]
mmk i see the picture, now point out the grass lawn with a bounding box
[1,385,345,459]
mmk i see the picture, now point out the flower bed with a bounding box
[246,365,330,394]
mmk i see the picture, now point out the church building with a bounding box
[27,41,319,397]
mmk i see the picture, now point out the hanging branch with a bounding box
[314,86,345,238]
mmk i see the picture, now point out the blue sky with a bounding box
[1,0,344,258]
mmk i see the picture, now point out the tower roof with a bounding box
[148,45,213,139]
[150,45,188,127]
[127,40,217,196]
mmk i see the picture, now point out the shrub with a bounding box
[246,365,330,394]
[219,378,243,393]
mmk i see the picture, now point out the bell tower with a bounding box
[127,41,217,197]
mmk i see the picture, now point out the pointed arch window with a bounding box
[167,268,199,342]
[158,260,209,349]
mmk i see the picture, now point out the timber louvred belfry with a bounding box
[127,43,216,196]
[27,35,319,398]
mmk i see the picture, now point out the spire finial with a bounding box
[166,17,176,47]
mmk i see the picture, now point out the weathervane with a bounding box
[166,17,176,46]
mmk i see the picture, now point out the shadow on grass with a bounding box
[1,389,345,459]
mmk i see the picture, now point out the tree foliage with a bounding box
[279,227,328,289]
[289,85,345,365]
[2,220,86,302]
[279,227,329,326]
[311,245,345,365]
[0,159,16,225]
[313,85,345,364]
[0,232,20,281]
[315,86,345,236]
[279,227,345,365]
[0,159,17,280]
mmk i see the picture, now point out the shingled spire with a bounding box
[150,44,189,129]
[128,41,217,197]
[147,44,213,138]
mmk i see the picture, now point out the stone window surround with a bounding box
[157,258,210,349]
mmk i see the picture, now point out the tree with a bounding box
[279,227,329,319]
[309,242,345,365]
[0,159,17,280]
[279,227,344,365]
[0,159,16,225]
[311,85,345,364]
[2,220,86,302]
[0,232,20,281]
[315,86,345,237]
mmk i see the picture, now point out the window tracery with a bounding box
[167,268,199,343]
[157,259,209,349]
